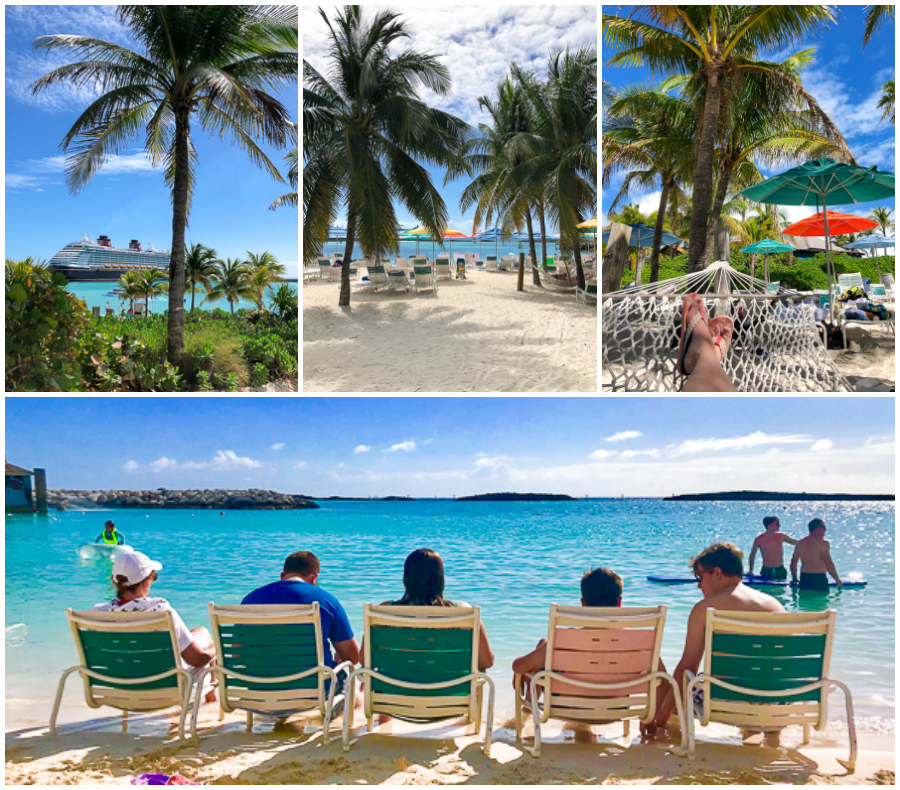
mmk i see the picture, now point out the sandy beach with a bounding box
[6,695,894,785]
[303,270,598,392]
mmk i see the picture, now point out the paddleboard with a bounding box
[77,543,134,561]
[5,623,27,647]
[647,574,866,588]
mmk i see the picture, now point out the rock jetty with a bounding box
[48,489,319,511]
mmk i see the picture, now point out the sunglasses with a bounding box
[694,568,714,582]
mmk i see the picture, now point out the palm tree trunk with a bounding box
[649,179,672,283]
[750,253,756,278]
[538,201,548,271]
[572,235,585,290]
[525,209,541,287]
[190,279,196,313]
[339,214,356,307]
[688,64,725,273]
[702,164,733,268]
[166,106,190,363]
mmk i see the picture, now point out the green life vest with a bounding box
[101,530,119,545]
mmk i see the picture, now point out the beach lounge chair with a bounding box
[91,305,101,317]
[880,273,895,298]
[764,281,780,293]
[342,604,495,755]
[478,256,491,271]
[106,306,115,316]
[50,609,195,739]
[685,608,856,772]
[576,278,598,306]
[193,603,351,741]
[395,257,410,275]
[133,302,145,316]
[435,259,452,280]
[413,262,437,294]
[367,264,390,290]
[387,268,411,292]
[836,271,895,347]
[514,605,685,758]
[484,255,499,272]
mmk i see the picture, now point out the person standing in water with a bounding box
[95,520,125,545]
[790,518,843,591]
[748,516,798,579]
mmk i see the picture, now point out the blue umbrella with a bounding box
[739,239,797,284]
[842,234,895,276]
[474,227,508,257]
[601,222,681,247]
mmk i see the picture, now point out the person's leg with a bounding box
[682,318,738,392]
[190,627,217,703]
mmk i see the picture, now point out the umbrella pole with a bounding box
[823,197,834,320]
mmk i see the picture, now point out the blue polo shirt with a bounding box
[241,579,354,667]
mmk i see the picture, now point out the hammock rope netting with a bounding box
[602,262,853,393]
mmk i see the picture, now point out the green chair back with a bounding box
[709,632,826,703]
[369,625,473,697]
[218,622,320,692]
[78,628,178,691]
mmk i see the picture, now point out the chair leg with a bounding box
[831,679,857,773]
[342,672,357,752]
[529,677,542,758]
[246,712,253,733]
[623,719,630,739]
[122,710,128,734]
[514,676,523,742]
[49,667,78,735]
[802,724,810,745]
[684,676,698,759]
[482,676,495,757]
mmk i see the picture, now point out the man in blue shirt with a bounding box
[242,551,359,668]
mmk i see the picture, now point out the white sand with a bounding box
[6,699,894,785]
[831,324,895,391]
[303,270,597,392]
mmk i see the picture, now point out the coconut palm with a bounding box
[877,79,895,125]
[5,257,49,279]
[304,6,470,306]
[134,267,169,314]
[270,147,298,210]
[31,5,297,362]
[266,282,298,322]
[245,250,286,308]
[603,6,840,271]
[116,270,144,312]
[185,243,218,313]
[863,5,895,48]
[869,206,894,236]
[204,257,253,314]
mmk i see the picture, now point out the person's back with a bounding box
[749,516,797,579]
[242,550,359,667]
[791,519,842,591]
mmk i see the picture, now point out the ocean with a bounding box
[65,281,298,314]
[320,239,564,264]
[5,499,894,732]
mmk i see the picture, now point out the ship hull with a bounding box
[51,266,167,282]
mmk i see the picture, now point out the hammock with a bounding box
[602,261,852,393]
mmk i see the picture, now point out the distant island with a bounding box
[456,493,576,502]
[50,489,319,510]
[665,491,894,502]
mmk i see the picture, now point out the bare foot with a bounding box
[764,731,781,749]
[204,689,217,704]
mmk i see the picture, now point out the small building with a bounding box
[5,462,47,513]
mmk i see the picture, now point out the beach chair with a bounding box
[484,255,499,272]
[91,305,101,317]
[413,262,437,294]
[387,268,411,292]
[478,256,491,271]
[880,273,895,298]
[367,264,390,290]
[837,272,865,293]
[514,605,685,758]
[50,609,195,739]
[435,259,452,280]
[395,257,410,275]
[576,278,598,306]
[193,603,351,741]
[105,306,115,316]
[497,255,509,271]
[765,281,780,293]
[133,302,145,316]
[342,605,495,755]
[685,609,856,772]
[317,258,331,278]
[455,256,467,279]
[464,252,476,269]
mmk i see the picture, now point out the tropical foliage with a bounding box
[31,5,298,363]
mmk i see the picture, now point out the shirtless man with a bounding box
[790,518,842,592]
[644,542,784,744]
[748,516,798,580]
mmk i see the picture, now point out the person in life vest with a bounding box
[96,520,126,545]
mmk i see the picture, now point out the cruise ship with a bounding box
[48,234,171,281]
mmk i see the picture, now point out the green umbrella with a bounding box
[738,239,797,284]
[740,158,895,314]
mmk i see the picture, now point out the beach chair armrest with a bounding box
[333,661,354,679]
[209,664,334,685]
[349,667,488,691]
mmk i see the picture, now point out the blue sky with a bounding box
[6,397,894,498]
[601,5,896,239]
[303,4,597,236]
[5,5,299,277]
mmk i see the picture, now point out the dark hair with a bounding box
[763,516,778,528]
[581,567,623,606]
[691,542,744,577]
[113,569,157,597]
[284,551,320,576]
[808,518,826,533]
[396,549,452,607]
[105,520,115,528]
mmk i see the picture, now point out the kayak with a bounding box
[647,573,866,588]
[77,543,134,561]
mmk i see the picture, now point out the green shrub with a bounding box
[250,362,269,387]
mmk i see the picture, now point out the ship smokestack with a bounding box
[129,239,142,252]
[97,234,112,248]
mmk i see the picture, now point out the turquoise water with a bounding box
[65,281,298,313]
[5,499,894,725]
[321,240,563,263]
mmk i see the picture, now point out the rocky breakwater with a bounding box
[48,489,319,511]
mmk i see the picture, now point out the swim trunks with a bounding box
[799,572,829,592]
[760,565,787,580]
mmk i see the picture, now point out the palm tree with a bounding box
[5,257,49,279]
[878,79,895,124]
[134,267,169,314]
[245,250,286,308]
[31,5,297,363]
[607,204,658,278]
[304,6,470,306]
[868,206,894,257]
[270,147,298,210]
[204,257,253,314]
[116,270,143,312]
[266,282,298,322]
[863,5,895,48]
[603,6,840,271]
[184,243,218,313]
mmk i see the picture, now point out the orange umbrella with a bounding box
[782,211,878,237]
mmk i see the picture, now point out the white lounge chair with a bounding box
[435,259,452,280]
[484,256,499,272]
[367,264,390,290]
[837,272,895,348]
[387,268,411,292]
[413,262,437,294]
[477,257,489,271]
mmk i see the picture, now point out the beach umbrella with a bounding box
[600,223,681,247]
[842,234,895,277]
[474,227,506,257]
[739,158,895,313]
[576,217,597,228]
[738,239,797,284]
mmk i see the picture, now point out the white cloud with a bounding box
[270,442,285,451]
[179,450,262,470]
[670,431,810,457]
[589,449,618,460]
[294,460,309,469]
[810,439,834,452]
[31,151,158,175]
[354,444,372,454]
[123,460,139,473]
[606,430,643,443]
[474,455,508,469]
[148,457,177,472]
[387,440,416,453]
[619,449,661,459]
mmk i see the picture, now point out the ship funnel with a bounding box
[97,235,112,248]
